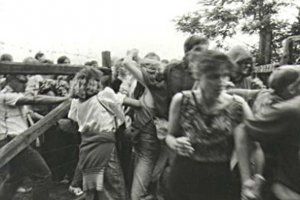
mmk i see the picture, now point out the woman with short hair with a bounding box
[165,50,252,200]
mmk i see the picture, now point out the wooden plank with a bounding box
[0,100,71,169]
[254,63,278,73]
[0,62,111,75]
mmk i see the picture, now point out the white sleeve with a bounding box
[0,93,24,106]
[115,92,126,105]
[99,87,126,105]
[68,99,78,122]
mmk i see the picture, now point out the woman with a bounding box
[68,67,140,200]
[165,50,252,200]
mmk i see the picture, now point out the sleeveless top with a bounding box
[180,91,244,162]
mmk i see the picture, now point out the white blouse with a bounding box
[68,87,125,133]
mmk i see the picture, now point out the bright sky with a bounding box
[0,0,299,64]
[0,0,199,64]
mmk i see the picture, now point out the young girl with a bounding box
[68,67,138,200]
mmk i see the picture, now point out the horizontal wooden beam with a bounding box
[0,62,111,75]
[0,100,71,169]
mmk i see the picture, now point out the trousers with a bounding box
[0,138,52,200]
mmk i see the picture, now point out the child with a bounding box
[68,67,137,200]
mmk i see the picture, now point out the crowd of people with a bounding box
[0,35,299,200]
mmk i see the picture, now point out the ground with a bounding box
[0,173,83,200]
[13,183,80,200]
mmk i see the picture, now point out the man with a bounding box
[226,45,266,200]
[0,74,68,200]
[228,45,265,91]
[34,52,46,63]
[238,66,300,200]
[0,53,13,90]
[163,35,209,115]
[131,35,209,120]
[123,35,209,199]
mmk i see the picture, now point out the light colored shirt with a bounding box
[0,86,29,139]
[25,75,44,95]
[68,87,125,134]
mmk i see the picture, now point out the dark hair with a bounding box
[57,56,70,64]
[187,50,234,79]
[268,66,300,94]
[144,52,160,61]
[35,52,44,60]
[184,35,209,53]
[42,59,54,64]
[0,54,13,62]
[84,60,98,66]
[71,67,104,101]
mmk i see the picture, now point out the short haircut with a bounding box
[85,60,98,66]
[184,35,209,53]
[144,52,160,61]
[0,54,13,62]
[187,50,234,79]
[268,66,300,94]
[35,52,44,60]
[57,56,70,64]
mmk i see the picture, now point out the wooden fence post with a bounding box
[101,51,111,67]
[0,62,111,75]
[0,100,71,169]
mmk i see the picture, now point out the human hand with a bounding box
[126,49,139,61]
[166,136,194,157]
[241,177,263,200]
[241,179,256,200]
[251,78,265,89]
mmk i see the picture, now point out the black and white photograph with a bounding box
[0,0,300,199]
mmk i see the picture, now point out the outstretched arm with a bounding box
[16,95,69,106]
[123,97,141,108]
[123,49,146,87]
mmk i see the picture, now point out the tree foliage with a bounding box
[174,0,297,63]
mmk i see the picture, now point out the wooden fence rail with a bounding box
[0,100,71,169]
[0,51,112,169]
[0,62,111,75]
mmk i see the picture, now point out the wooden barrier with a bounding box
[102,51,111,68]
[254,63,278,73]
[0,100,71,169]
[0,51,113,168]
[0,62,111,75]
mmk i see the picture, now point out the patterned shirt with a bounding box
[180,91,244,162]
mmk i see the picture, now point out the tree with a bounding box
[290,7,300,35]
[174,0,296,64]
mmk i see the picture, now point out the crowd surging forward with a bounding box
[0,36,299,200]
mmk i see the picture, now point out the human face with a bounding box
[11,75,28,92]
[198,65,230,101]
[237,58,253,77]
[189,43,209,53]
[140,60,162,74]
[63,59,71,65]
